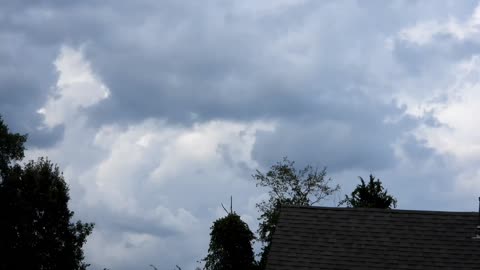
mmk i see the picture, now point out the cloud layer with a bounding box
[3,1,480,269]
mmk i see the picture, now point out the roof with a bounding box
[266,206,480,270]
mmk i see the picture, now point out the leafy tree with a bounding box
[204,210,256,270]
[0,116,94,270]
[253,157,340,268]
[340,174,397,209]
[0,115,27,178]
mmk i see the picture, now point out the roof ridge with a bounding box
[282,205,478,215]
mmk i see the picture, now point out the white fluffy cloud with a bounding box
[411,55,480,194]
[28,46,274,269]
[414,56,480,160]
[399,4,480,45]
[391,3,480,203]
[37,46,110,128]
[8,1,480,269]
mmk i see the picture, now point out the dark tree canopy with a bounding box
[253,157,339,268]
[341,174,397,209]
[0,116,93,270]
[0,158,94,270]
[204,212,256,270]
[0,115,27,178]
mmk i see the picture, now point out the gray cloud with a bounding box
[252,94,420,172]
[1,0,477,130]
[3,0,480,269]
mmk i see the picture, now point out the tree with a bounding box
[0,115,27,178]
[204,208,256,270]
[340,174,397,209]
[0,116,94,270]
[253,157,340,268]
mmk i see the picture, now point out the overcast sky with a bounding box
[2,0,480,269]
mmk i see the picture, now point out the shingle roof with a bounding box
[266,206,480,270]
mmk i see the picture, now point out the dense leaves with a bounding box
[0,115,27,178]
[204,212,256,270]
[0,116,93,270]
[341,174,397,209]
[253,157,339,268]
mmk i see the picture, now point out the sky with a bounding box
[2,0,480,269]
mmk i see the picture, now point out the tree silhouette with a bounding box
[204,204,256,270]
[0,116,93,270]
[253,157,339,269]
[341,174,397,209]
[0,115,27,178]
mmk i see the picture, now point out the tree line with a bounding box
[0,116,93,270]
[203,158,397,270]
[0,115,396,270]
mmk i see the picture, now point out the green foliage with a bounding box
[0,116,94,270]
[0,115,27,178]
[253,157,340,268]
[204,212,256,270]
[341,174,397,209]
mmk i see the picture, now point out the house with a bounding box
[266,206,480,269]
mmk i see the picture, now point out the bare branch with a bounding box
[221,203,229,215]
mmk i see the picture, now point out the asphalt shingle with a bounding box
[266,206,480,270]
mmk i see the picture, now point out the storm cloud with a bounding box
[3,0,480,269]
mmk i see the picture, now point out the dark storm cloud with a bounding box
[3,1,480,269]
[252,94,420,172]
[1,0,476,132]
[0,29,62,147]
[77,0,478,128]
[1,0,473,171]
[0,0,116,147]
[0,0,476,205]
[394,37,480,80]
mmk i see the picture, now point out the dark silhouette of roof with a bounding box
[266,206,480,270]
